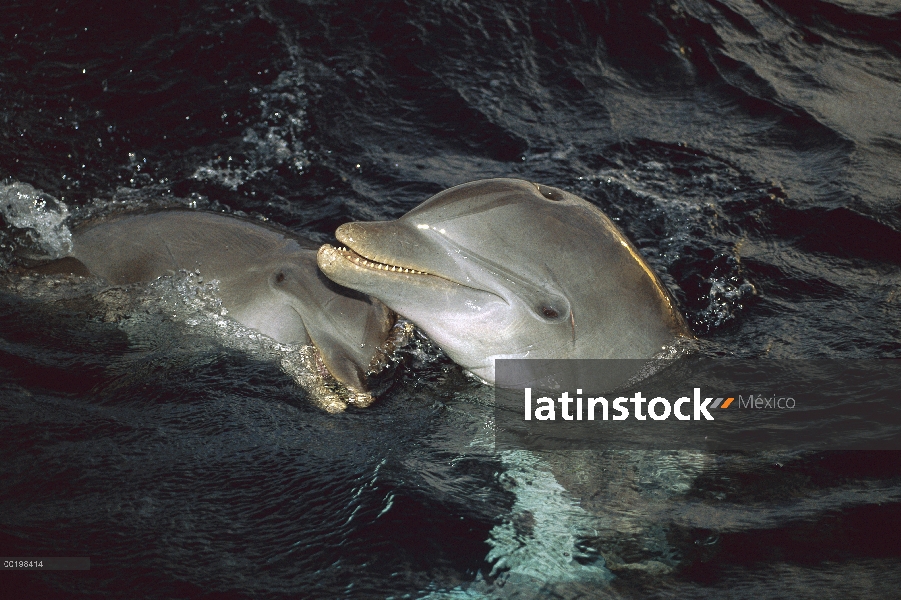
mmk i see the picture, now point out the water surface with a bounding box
[2,1,900,597]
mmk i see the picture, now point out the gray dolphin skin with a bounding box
[59,210,394,393]
[317,178,692,386]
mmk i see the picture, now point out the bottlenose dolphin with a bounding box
[318,178,692,386]
[47,210,394,398]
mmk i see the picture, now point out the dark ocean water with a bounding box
[1,0,901,597]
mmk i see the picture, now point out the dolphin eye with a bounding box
[536,299,569,322]
[535,184,564,201]
[275,272,286,283]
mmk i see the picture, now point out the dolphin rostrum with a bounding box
[48,210,395,404]
[317,178,692,386]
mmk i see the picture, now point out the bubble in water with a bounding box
[0,182,73,258]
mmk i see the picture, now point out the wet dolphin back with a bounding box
[71,210,316,284]
[70,210,394,391]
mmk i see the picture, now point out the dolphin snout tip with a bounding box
[317,244,339,270]
[336,222,366,244]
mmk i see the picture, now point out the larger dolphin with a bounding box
[48,210,394,396]
[317,178,692,386]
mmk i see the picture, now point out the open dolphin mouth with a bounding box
[318,242,504,302]
[319,244,431,276]
[317,222,508,302]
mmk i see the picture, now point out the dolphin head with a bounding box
[318,178,691,385]
[222,256,396,394]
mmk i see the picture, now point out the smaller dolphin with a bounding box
[43,210,394,399]
[318,178,692,387]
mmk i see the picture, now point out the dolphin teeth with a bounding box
[336,246,426,275]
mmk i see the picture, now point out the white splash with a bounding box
[0,182,73,258]
[191,68,310,190]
